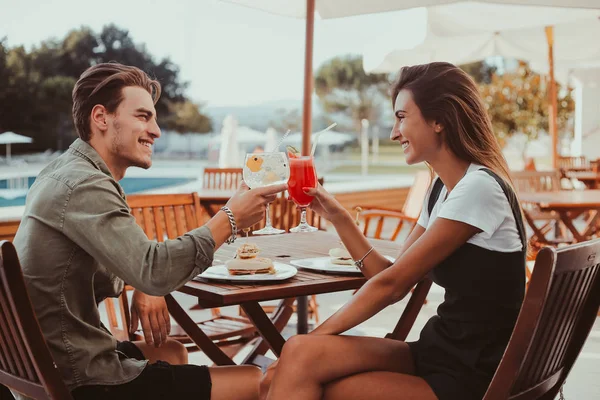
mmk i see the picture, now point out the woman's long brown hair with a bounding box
[391,62,531,256]
[391,62,515,191]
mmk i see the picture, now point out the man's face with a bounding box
[104,86,161,170]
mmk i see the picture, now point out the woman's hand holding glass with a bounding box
[301,184,347,224]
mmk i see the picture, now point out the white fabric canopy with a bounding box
[211,124,266,146]
[0,132,33,144]
[363,4,600,75]
[217,115,241,168]
[0,131,33,163]
[284,130,355,146]
[221,0,600,19]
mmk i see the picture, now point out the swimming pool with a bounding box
[0,177,196,207]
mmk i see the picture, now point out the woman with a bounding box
[263,62,527,400]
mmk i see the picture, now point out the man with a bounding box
[12,62,285,400]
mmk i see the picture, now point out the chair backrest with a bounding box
[203,168,243,190]
[401,170,432,220]
[355,171,430,241]
[0,241,73,400]
[510,170,562,193]
[0,219,20,242]
[126,193,204,241]
[103,193,205,340]
[557,156,588,170]
[357,206,410,242]
[484,239,600,400]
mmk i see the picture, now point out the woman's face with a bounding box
[390,89,442,165]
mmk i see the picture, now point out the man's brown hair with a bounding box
[72,62,161,141]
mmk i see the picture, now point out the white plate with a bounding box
[290,255,396,275]
[194,262,297,283]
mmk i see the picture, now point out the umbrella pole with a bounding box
[6,143,10,163]
[545,26,559,169]
[301,0,315,156]
[297,0,316,336]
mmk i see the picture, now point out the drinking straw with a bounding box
[271,129,291,152]
[310,122,337,156]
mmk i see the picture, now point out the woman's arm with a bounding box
[305,184,427,278]
[330,212,426,279]
[311,217,480,336]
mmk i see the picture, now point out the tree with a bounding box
[478,61,575,149]
[0,25,210,154]
[162,100,212,133]
[314,55,390,133]
[459,60,497,84]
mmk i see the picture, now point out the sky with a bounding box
[0,0,425,107]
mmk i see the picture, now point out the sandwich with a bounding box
[328,247,354,265]
[226,243,276,275]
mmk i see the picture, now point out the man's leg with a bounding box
[132,339,188,364]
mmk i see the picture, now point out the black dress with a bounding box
[407,169,527,400]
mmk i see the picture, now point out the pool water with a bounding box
[0,177,195,207]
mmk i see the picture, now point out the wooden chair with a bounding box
[103,193,260,358]
[355,170,431,241]
[0,219,20,242]
[511,171,570,255]
[483,239,600,399]
[557,156,588,171]
[0,241,73,400]
[203,168,243,190]
[387,238,600,400]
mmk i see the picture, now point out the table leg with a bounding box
[522,208,552,245]
[164,294,236,366]
[240,301,291,357]
[557,211,587,243]
[581,210,600,238]
[242,298,295,366]
[296,296,309,334]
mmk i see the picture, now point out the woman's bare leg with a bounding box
[210,365,262,400]
[265,335,416,400]
[323,371,437,400]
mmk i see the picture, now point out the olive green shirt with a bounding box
[13,139,215,392]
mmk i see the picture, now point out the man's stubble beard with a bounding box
[111,119,151,170]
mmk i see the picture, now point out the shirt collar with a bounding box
[68,139,126,199]
[69,139,114,178]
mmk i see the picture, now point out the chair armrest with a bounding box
[385,277,432,341]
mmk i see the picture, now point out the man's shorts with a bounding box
[71,341,212,400]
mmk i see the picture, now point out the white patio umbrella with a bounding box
[284,130,354,147]
[218,115,241,168]
[264,127,279,152]
[210,125,266,146]
[362,3,600,168]
[221,0,600,159]
[0,131,33,163]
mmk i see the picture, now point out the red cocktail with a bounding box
[288,156,317,207]
[288,155,318,232]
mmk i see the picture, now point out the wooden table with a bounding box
[166,231,400,366]
[520,190,600,243]
[566,172,600,190]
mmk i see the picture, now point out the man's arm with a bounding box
[62,175,217,296]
